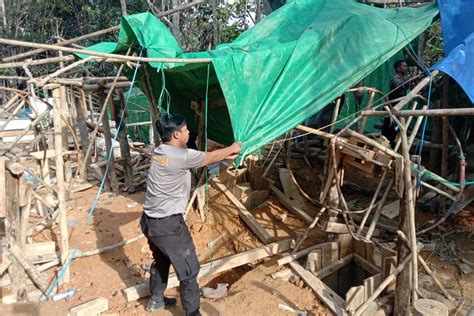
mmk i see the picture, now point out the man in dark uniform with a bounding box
[382,60,415,147]
[140,113,242,315]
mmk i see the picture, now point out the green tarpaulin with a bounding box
[84,0,438,159]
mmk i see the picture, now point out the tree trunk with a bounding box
[120,0,127,16]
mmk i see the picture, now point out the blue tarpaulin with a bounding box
[432,0,474,103]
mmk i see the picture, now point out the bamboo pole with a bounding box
[365,178,394,240]
[0,55,75,69]
[0,38,211,64]
[392,71,438,111]
[52,86,69,283]
[2,0,206,62]
[36,57,94,87]
[363,107,474,117]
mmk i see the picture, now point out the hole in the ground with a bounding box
[321,260,374,298]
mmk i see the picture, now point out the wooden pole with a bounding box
[0,38,211,64]
[112,91,133,188]
[0,55,75,69]
[143,67,160,146]
[441,77,449,209]
[2,156,28,301]
[362,107,474,117]
[98,88,119,194]
[397,230,453,301]
[357,90,375,133]
[52,86,70,283]
[73,88,89,181]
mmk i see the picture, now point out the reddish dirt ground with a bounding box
[37,184,330,316]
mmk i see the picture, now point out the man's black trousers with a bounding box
[140,213,200,315]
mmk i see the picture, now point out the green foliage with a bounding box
[180,1,251,52]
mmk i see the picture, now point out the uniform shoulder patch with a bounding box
[152,154,169,166]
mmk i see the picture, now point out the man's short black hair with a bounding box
[394,60,406,70]
[156,113,186,142]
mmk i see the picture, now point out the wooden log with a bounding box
[413,299,448,316]
[122,239,293,302]
[52,86,69,283]
[210,178,272,244]
[288,261,346,315]
[19,185,32,247]
[3,156,28,301]
[69,298,108,316]
[8,242,49,294]
[398,118,419,304]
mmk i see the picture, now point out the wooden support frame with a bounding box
[122,239,293,302]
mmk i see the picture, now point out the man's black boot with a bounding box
[146,296,177,312]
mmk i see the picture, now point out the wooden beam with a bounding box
[52,86,69,283]
[289,261,347,315]
[122,239,293,302]
[210,178,272,244]
[316,254,354,279]
[69,298,108,316]
[269,184,313,224]
[0,38,211,64]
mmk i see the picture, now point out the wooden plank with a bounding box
[122,239,293,302]
[269,184,313,224]
[278,244,326,266]
[210,178,272,244]
[288,261,347,316]
[338,233,354,259]
[24,242,56,257]
[363,273,382,301]
[345,285,365,313]
[321,242,339,268]
[381,199,400,219]
[316,254,354,279]
[279,168,308,211]
[0,129,34,138]
[0,251,11,275]
[69,298,108,316]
